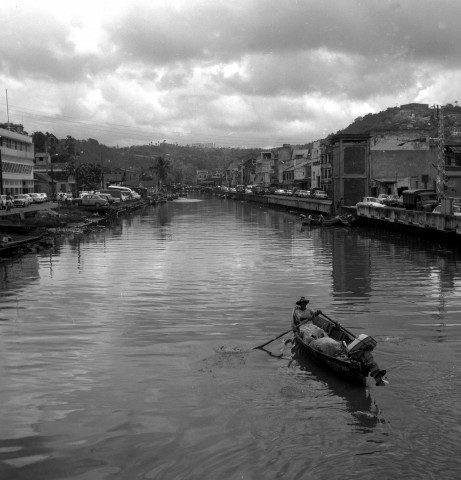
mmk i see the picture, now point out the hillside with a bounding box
[337,103,461,139]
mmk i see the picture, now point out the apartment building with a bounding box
[0,124,34,195]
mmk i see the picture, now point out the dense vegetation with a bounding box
[28,103,461,186]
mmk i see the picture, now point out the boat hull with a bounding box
[292,310,367,385]
[301,215,342,226]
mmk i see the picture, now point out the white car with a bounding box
[432,204,461,216]
[13,194,32,207]
[377,194,390,203]
[356,196,385,208]
[312,190,328,199]
[37,193,49,202]
[29,193,46,203]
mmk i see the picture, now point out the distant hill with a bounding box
[336,103,461,139]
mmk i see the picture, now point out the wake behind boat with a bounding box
[292,306,387,386]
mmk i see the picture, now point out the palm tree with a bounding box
[153,156,170,190]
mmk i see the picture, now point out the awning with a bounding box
[34,172,52,182]
[372,178,397,184]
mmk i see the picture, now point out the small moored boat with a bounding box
[301,214,342,226]
[292,308,386,386]
[339,214,357,227]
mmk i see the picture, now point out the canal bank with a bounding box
[227,191,461,246]
[0,199,148,259]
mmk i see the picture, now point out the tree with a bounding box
[31,131,59,155]
[153,156,171,189]
[66,161,103,191]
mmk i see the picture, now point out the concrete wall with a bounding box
[371,150,437,190]
[356,204,461,234]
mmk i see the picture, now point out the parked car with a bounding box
[96,189,124,202]
[274,189,287,195]
[1,194,14,209]
[76,194,109,207]
[382,195,402,207]
[432,204,461,216]
[245,187,253,194]
[312,190,328,199]
[13,194,32,208]
[310,188,327,199]
[294,190,311,197]
[37,193,49,202]
[96,193,117,204]
[29,193,46,203]
[356,196,385,208]
[377,194,390,204]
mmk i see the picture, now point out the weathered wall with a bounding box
[371,150,437,188]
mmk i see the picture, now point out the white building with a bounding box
[0,125,34,195]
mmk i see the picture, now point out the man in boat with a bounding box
[294,297,387,386]
[293,297,322,324]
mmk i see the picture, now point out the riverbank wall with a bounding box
[232,193,333,215]
[229,192,461,245]
[354,204,461,245]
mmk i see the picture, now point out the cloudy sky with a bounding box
[1,0,461,148]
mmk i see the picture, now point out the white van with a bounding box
[108,185,140,199]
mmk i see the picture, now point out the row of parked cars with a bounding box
[71,187,142,207]
[226,185,329,199]
[356,192,461,216]
[0,193,49,209]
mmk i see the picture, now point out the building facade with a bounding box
[0,125,34,195]
[330,133,372,208]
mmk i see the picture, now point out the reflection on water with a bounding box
[1,195,461,479]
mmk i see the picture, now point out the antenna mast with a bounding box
[6,89,10,126]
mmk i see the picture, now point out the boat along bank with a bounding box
[0,198,148,259]
[223,191,461,246]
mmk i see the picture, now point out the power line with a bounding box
[1,102,312,147]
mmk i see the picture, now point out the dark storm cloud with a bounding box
[110,0,461,67]
[100,0,461,104]
[2,0,461,147]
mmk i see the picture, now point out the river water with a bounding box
[1,195,461,479]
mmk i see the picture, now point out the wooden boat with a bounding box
[291,309,381,385]
[339,214,358,227]
[0,234,45,258]
[301,214,342,226]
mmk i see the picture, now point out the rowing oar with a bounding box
[253,316,311,350]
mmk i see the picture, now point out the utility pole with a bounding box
[436,105,446,198]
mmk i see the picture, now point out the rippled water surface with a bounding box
[1,195,461,479]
